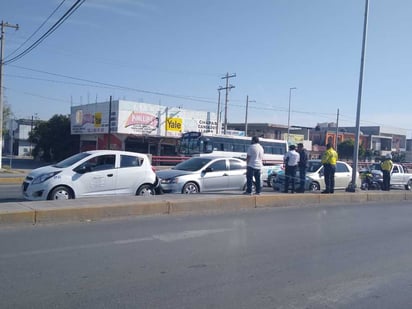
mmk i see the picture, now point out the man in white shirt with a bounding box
[283,144,300,193]
[244,136,264,195]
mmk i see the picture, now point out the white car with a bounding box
[273,160,359,192]
[305,160,360,191]
[156,156,249,194]
[22,150,159,200]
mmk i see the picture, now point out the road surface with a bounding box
[2,200,412,308]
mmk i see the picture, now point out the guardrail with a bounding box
[152,156,190,166]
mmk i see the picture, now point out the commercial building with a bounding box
[70,100,217,156]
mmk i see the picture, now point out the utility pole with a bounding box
[244,95,255,137]
[221,73,236,134]
[0,21,19,169]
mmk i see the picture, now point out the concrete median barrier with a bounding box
[169,195,256,214]
[0,203,35,224]
[1,191,412,226]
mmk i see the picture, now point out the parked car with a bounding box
[156,156,251,194]
[263,164,284,187]
[22,150,159,200]
[271,170,314,192]
[272,160,359,192]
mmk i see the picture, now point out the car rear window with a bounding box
[121,155,142,168]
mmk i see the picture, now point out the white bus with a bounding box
[178,132,287,165]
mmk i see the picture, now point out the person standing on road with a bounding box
[321,143,338,194]
[296,143,308,193]
[380,154,393,191]
[283,145,300,193]
[244,136,264,195]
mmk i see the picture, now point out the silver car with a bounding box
[156,156,248,194]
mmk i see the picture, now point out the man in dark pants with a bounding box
[244,136,264,195]
[296,143,308,193]
[380,154,393,191]
[283,145,300,193]
[321,143,338,193]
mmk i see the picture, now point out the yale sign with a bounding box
[166,118,182,132]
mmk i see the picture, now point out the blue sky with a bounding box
[2,0,412,137]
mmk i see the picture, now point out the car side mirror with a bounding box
[74,164,91,174]
[203,167,213,173]
[319,170,324,177]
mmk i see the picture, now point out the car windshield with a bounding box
[307,161,322,173]
[53,152,92,168]
[173,157,213,171]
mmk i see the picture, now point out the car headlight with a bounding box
[32,171,62,185]
[160,177,179,184]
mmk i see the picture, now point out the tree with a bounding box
[2,103,13,136]
[337,139,366,161]
[29,114,79,162]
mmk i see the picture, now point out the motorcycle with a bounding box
[360,169,382,190]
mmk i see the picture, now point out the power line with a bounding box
[6,68,412,132]
[4,0,85,65]
[4,0,67,61]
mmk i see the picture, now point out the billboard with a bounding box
[71,100,217,137]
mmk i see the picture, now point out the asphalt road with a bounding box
[2,201,412,308]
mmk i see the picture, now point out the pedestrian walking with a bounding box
[283,144,300,193]
[380,154,393,191]
[296,143,308,193]
[321,143,338,193]
[244,136,264,195]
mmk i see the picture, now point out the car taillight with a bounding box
[151,167,156,173]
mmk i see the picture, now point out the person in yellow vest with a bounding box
[321,143,338,193]
[380,154,393,191]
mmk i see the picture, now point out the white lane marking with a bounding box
[0,229,232,258]
[152,228,232,242]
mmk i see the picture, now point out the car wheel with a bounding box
[182,182,199,194]
[267,175,273,187]
[49,186,73,200]
[405,179,412,191]
[136,184,155,196]
[309,182,320,192]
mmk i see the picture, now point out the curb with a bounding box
[0,177,25,184]
[1,191,412,226]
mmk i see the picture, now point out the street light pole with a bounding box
[216,86,223,134]
[287,87,296,144]
[348,0,369,192]
[244,95,255,137]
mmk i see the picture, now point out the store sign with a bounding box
[197,119,217,133]
[94,112,102,127]
[166,117,182,132]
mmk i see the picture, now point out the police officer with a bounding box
[321,143,338,193]
[380,154,393,191]
[283,145,300,193]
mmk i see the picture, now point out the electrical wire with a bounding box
[4,0,67,61]
[4,0,85,65]
[6,68,412,132]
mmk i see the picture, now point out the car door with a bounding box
[201,159,230,191]
[116,154,148,194]
[390,165,403,186]
[335,162,351,189]
[228,159,247,189]
[73,154,117,197]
